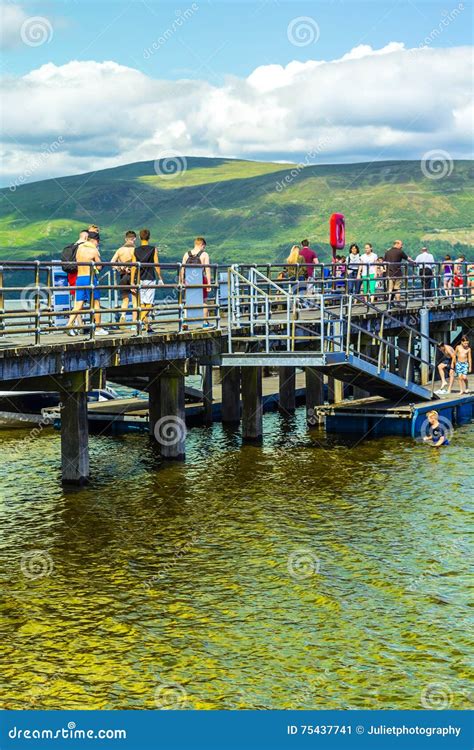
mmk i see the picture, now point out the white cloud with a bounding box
[0,43,472,185]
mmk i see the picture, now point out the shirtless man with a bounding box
[65,230,108,336]
[110,230,136,325]
[449,336,471,394]
[436,342,455,394]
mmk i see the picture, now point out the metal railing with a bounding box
[227,267,442,394]
[0,260,471,352]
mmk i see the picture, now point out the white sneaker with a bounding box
[67,328,77,337]
[95,327,109,336]
[435,388,447,394]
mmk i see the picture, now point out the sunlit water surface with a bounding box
[0,411,472,710]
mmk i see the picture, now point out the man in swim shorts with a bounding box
[450,336,471,395]
[65,230,108,336]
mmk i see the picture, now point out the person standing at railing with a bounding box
[453,255,466,299]
[442,255,453,298]
[131,228,163,334]
[283,245,307,283]
[110,230,136,326]
[374,257,386,302]
[346,243,361,295]
[358,243,378,303]
[299,239,319,290]
[61,229,88,300]
[415,246,435,301]
[383,239,413,305]
[65,230,108,336]
[468,261,474,298]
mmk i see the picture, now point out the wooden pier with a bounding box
[1,262,473,483]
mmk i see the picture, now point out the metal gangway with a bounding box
[223,266,439,401]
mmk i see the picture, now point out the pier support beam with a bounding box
[278,366,296,414]
[305,367,323,425]
[420,308,430,385]
[157,365,186,460]
[327,375,344,404]
[60,391,89,485]
[202,365,213,425]
[241,366,263,442]
[221,366,241,424]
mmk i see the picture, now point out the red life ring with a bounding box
[329,213,345,255]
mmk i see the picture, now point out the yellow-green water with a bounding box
[0,412,472,710]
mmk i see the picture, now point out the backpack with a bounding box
[61,242,79,273]
[185,249,204,266]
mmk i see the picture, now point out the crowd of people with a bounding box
[62,227,211,335]
[281,239,474,305]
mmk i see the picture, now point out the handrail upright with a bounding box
[34,260,41,345]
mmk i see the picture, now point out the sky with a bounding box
[0,0,473,185]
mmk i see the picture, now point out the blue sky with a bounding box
[4,0,472,79]
[0,0,472,183]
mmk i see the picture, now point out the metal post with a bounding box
[420,307,430,385]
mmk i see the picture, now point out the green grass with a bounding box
[0,157,473,263]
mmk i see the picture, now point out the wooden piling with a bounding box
[278,366,296,414]
[202,365,213,425]
[157,364,186,460]
[241,366,263,442]
[221,365,241,424]
[305,367,324,425]
[60,391,89,485]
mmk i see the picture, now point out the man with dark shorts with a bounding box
[436,342,455,394]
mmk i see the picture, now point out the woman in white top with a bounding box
[346,243,362,296]
[358,243,378,302]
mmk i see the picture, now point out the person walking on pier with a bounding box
[442,255,453,298]
[415,246,435,302]
[61,228,88,300]
[450,336,472,395]
[131,229,163,333]
[384,240,413,305]
[181,237,212,326]
[111,230,136,326]
[436,342,455,394]
[65,230,108,336]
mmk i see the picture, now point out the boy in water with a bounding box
[450,336,472,394]
[423,410,449,447]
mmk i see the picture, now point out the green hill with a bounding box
[0,157,473,262]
